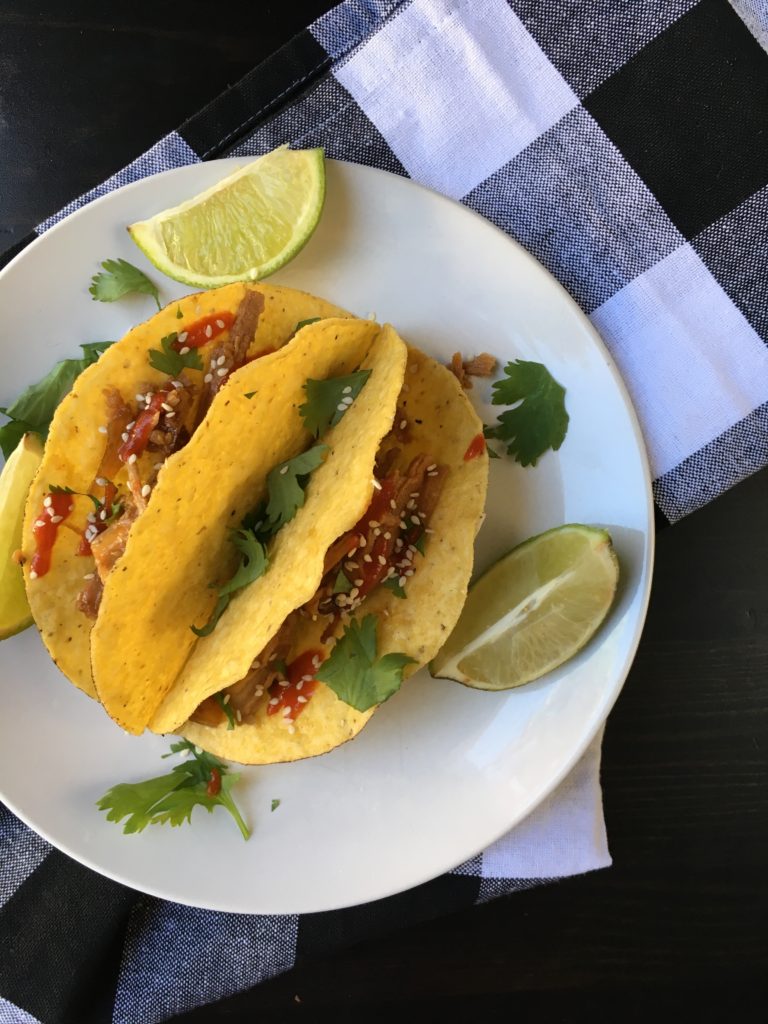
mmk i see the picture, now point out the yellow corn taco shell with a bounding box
[22,283,350,698]
[177,344,488,764]
[92,318,403,734]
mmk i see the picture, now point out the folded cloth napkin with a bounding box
[1,1,766,1021]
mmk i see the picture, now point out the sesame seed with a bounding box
[342,395,353,406]
[161,402,173,412]
[179,346,190,355]
[279,680,290,687]
[83,572,95,580]
[216,355,227,366]
[399,419,407,430]
[204,373,213,383]
[363,554,373,563]
[98,425,107,434]
[205,325,213,338]
[425,527,435,534]
[378,555,387,566]
[389,500,397,510]
[427,471,439,477]
[400,520,408,530]
[288,725,296,734]
[171,380,184,388]
[29,570,37,580]
[279,465,289,475]
[345,561,358,571]
[223,693,231,704]
[368,520,380,529]
[145,393,153,403]
[126,421,135,430]
[121,432,129,442]
[411,515,421,525]
[43,496,52,507]
[178,332,188,343]
[371,478,382,491]
[95,477,107,486]
[297,696,308,704]
[34,519,45,528]
[408,544,418,554]
[50,515,63,524]
[135,393,145,403]
[141,484,151,498]
[311,655,321,668]
[269,698,279,706]
[383,531,391,540]
[407,500,416,510]
[405,569,414,577]
[154,462,164,470]
[216,319,225,329]
[254,687,263,697]
[336,595,348,606]
[410,492,420,499]
[296,680,304,690]
[342,385,352,394]
[165,410,176,418]
[354,578,364,587]
[128,454,137,465]
[359,536,367,547]
[98,509,107,521]
[350,587,360,598]
[236,709,242,722]
[336,403,346,412]
[216,367,228,377]
[427,464,437,472]
[282,707,291,717]
[301,674,313,682]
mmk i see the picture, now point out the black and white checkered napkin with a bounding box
[1,1,766,1020]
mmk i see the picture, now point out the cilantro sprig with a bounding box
[265,444,328,530]
[0,342,113,458]
[316,615,414,712]
[90,259,161,310]
[148,333,203,376]
[300,370,371,438]
[191,528,269,637]
[484,360,569,467]
[96,739,250,840]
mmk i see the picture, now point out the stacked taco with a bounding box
[22,284,488,764]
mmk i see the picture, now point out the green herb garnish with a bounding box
[0,342,113,458]
[148,333,203,376]
[271,799,281,812]
[295,317,321,332]
[265,444,328,531]
[89,258,161,309]
[96,739,250,840]
[381,576,406,599]
[316,615,414,712]
[215,693,236,730]
[484,360,568,467]
[191,527,269,637]
[333,569,354,594]
[299,370,371,438]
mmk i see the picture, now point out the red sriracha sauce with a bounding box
[118,382,179,464]
[206,767,222,797]
[267,649,325,722]
[30,492,74,579]
[464,432,486,461]
[173,311,235,350]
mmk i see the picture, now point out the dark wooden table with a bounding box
[1,3,766,1020]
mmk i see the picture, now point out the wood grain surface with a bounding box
[0,2,765,1020]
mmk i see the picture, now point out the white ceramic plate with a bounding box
[0,160,653,913]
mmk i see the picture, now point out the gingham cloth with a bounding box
[1,1,766,1021]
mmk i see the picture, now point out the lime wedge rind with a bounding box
[0,432,43,639]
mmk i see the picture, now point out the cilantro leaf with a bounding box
[97,739,250,839]
[49,484,101,511]
[191,527,268,636]
[295,317,321,331]
[333,569,353,594]
[265,444,328,530]
[382,576,407,599]
[0,341,115,458]
[316,615,415,712]
[176,306,184,319]
[219,529,268,597]
[300,369,371,439]
[413,532,426,556]
[485,360,568,467]
[148,333,203,376]
[215,693,236,730]
[90,258,161,309]
[271,799,281,812]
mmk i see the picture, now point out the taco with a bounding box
[21,283,351,698]
[90,317,407,734]
[152,343,489,764]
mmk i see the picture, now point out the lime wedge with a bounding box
[128,146,326,288]
[0,432,43,639]
[430,524,619,690]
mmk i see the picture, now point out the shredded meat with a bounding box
[145,380,195,459]
[97,388,133,481]
[76,574,103,620]
[89,505,138,583]
[203,290,265,408]
[448,351,497,389]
